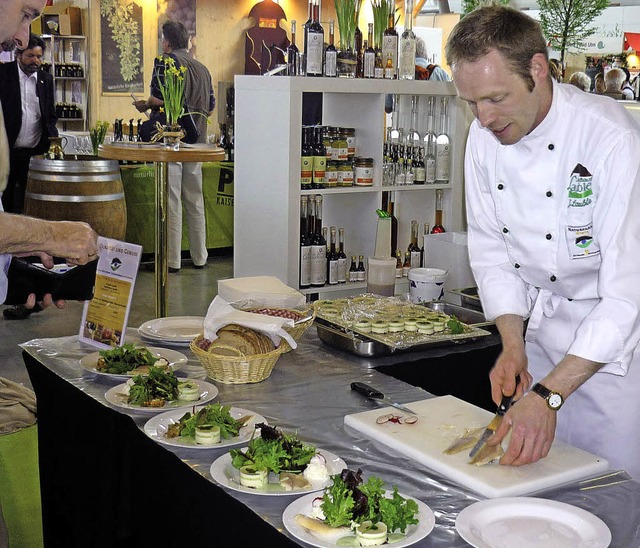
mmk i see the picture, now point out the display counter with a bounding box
[22,329,640,547]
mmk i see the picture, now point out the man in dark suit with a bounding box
[0,33,58,214]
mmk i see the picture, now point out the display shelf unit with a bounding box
[234,76,467,299]
[42,34,88,131]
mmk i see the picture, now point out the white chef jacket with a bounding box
[464,81,640,478]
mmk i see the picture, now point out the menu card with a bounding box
[78,237,142,349]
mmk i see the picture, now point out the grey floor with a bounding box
[0,253,234,391]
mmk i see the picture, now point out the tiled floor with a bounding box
[0,253,234,390]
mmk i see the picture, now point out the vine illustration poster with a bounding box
[100,0,144,94]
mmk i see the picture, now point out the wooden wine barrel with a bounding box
[24,156,127,240]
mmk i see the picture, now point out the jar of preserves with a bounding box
[326,161,339,187]
[341,127,356,157]
[333,129,348,162]
[337,161,354,187]
[354,157,374,186]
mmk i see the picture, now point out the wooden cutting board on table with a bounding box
[344,395,609,499]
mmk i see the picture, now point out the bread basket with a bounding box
[190,336,286,384]
[244,305,316,353]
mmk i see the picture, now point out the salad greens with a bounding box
[229,423,316,474]
[322,469,419,533]
[447,315,466,335]
[127,366,179,406]
[167,403,249,439]
[97,343,158,374]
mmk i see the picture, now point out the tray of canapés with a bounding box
[313,295,492,355]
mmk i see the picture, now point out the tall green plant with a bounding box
[539,0,609,68]
[334,0,361,50]
[371,0,388,50]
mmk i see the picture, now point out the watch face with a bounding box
[548,393,563,409]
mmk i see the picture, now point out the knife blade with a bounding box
[350,382,418,416]
[468,375,520,459]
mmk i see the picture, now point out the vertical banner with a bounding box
[79,237,143,349]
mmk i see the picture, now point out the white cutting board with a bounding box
[344,395,609,499]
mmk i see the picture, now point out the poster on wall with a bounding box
[100,0,144,95]
[158,0,198,55]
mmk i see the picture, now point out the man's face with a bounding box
[17,45,42,74]
[451,49,552,146]
[0,0,46,48]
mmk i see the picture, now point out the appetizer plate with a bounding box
[282,491,436,548]
[104,379,218,413]
[455,497,611,548]
[79,347,188,380]
[138,316,204,346]
[143,406,267,450]
[209,448,346,496]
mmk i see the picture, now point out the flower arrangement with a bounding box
[334,0,362,51]
[156,55,188,128]
[89,120,110,155]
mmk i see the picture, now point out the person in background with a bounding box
[0,33,57,215]
[446,5,640,479]
[567,71,591,92]
[621,67,635,100]
[593,72,606,94]
[134,21,214,273]
[602,67,625,100]
[548,58,562,82]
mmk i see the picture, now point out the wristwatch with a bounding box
[531,383,564,410]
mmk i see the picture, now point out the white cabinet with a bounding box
[42,34,88,131]
[234,76,467,298]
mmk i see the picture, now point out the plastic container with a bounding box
[408,268,448,303]
[367,257,397,296]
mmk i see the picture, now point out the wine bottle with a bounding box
[431,189,446,233]
[287,20,299,76]
[325,20,337,77]
[413,147,426,185]
[328,227,339,285]
[436,96,451,185]
[357,255,366,282]
[398,0,416,80]
[419,234,425,268]
[424,97,437,184]
[402,251,411,277]
[395,250,403,278]
[374,49,384,79]
[382,4,398,79]
[302,0,313,75]
[364,24,375,78]
[299,196,311,289]
[355,21,363,78]
[337,227,348,283]
[312,126,326,189]
[310,195,327,286]
[349,255,358,282]
[300,126,313,190]
[305,0,324,77]
[382,192,398,257]
[408,220,421,268]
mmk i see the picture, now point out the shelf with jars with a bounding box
[233,76,467,299]
[41,34,88,131]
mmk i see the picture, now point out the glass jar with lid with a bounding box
[354,157,374,186]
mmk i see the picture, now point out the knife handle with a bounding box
[351,382,384,400]
[497,374,520,416]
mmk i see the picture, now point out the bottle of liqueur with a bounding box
[408,220,421,268]
[349,255,358,282]
[355,19,363,78]
[364,24,375,78]
[419,234,425,268]
[402,251,411,276]
[374,49,384,79]
[398,0,416,80]
[302,0,313,74]
[325,20,337,77]
[305,0,324,77]
[436,96,451,185]
[312,126,326,189]
[382,193,398,258]
[431,189,446,233]
[357,255,366,282]
[328,227,340,285]
[300,126,313,190]
[299,196,311,289]
[382,3,398,79]
[395,250,403,278]
[424,96,437,184]
[413,147,426,185]
[310,195,327,286]
[323,226,329,260]
[337,227,348,283]
[287,20,299,76]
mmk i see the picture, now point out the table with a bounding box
[99,143,224,317]
[21,329,640,547]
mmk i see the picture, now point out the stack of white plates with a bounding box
[138,316,204,347]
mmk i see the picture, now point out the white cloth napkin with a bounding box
[203,296,297,350]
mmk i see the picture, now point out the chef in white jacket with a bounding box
[446,6,640,479]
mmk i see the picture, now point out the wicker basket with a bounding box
[245,306,316,353]
[190,336,286,384]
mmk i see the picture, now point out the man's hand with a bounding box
[49,221,98,265]
[133,99,148,113]
[25,292,66,311]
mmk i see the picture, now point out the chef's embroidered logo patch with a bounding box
[567,223,599,259]
[567,164,593,207]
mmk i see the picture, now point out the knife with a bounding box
[350,382,418,416]
[468,375,520,459]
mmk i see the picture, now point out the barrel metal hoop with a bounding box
[24,192,125,203]
[28,173,120,183]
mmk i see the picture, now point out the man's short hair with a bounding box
[605,67,625,91]
[16,33,46,54]
[445,5,548,92]
[162,21,189,50]
[568,71,591,92]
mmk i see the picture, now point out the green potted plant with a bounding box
[334,0,363,77]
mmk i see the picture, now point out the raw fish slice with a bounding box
[443,427,485,455]
[468,442,504,466]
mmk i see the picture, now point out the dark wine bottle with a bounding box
[310,195,327,286]
[328,226,339,285]
[305,0,324,77]
[287,20,299,76]
[299,196,311,289]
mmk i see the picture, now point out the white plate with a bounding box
[144,406,267,449]
[104,378,218,413]
[79,347,188,380]
[282,490,436,548]
[138,316,204,344]
[455,497,611,548]
[209,448,346,496]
